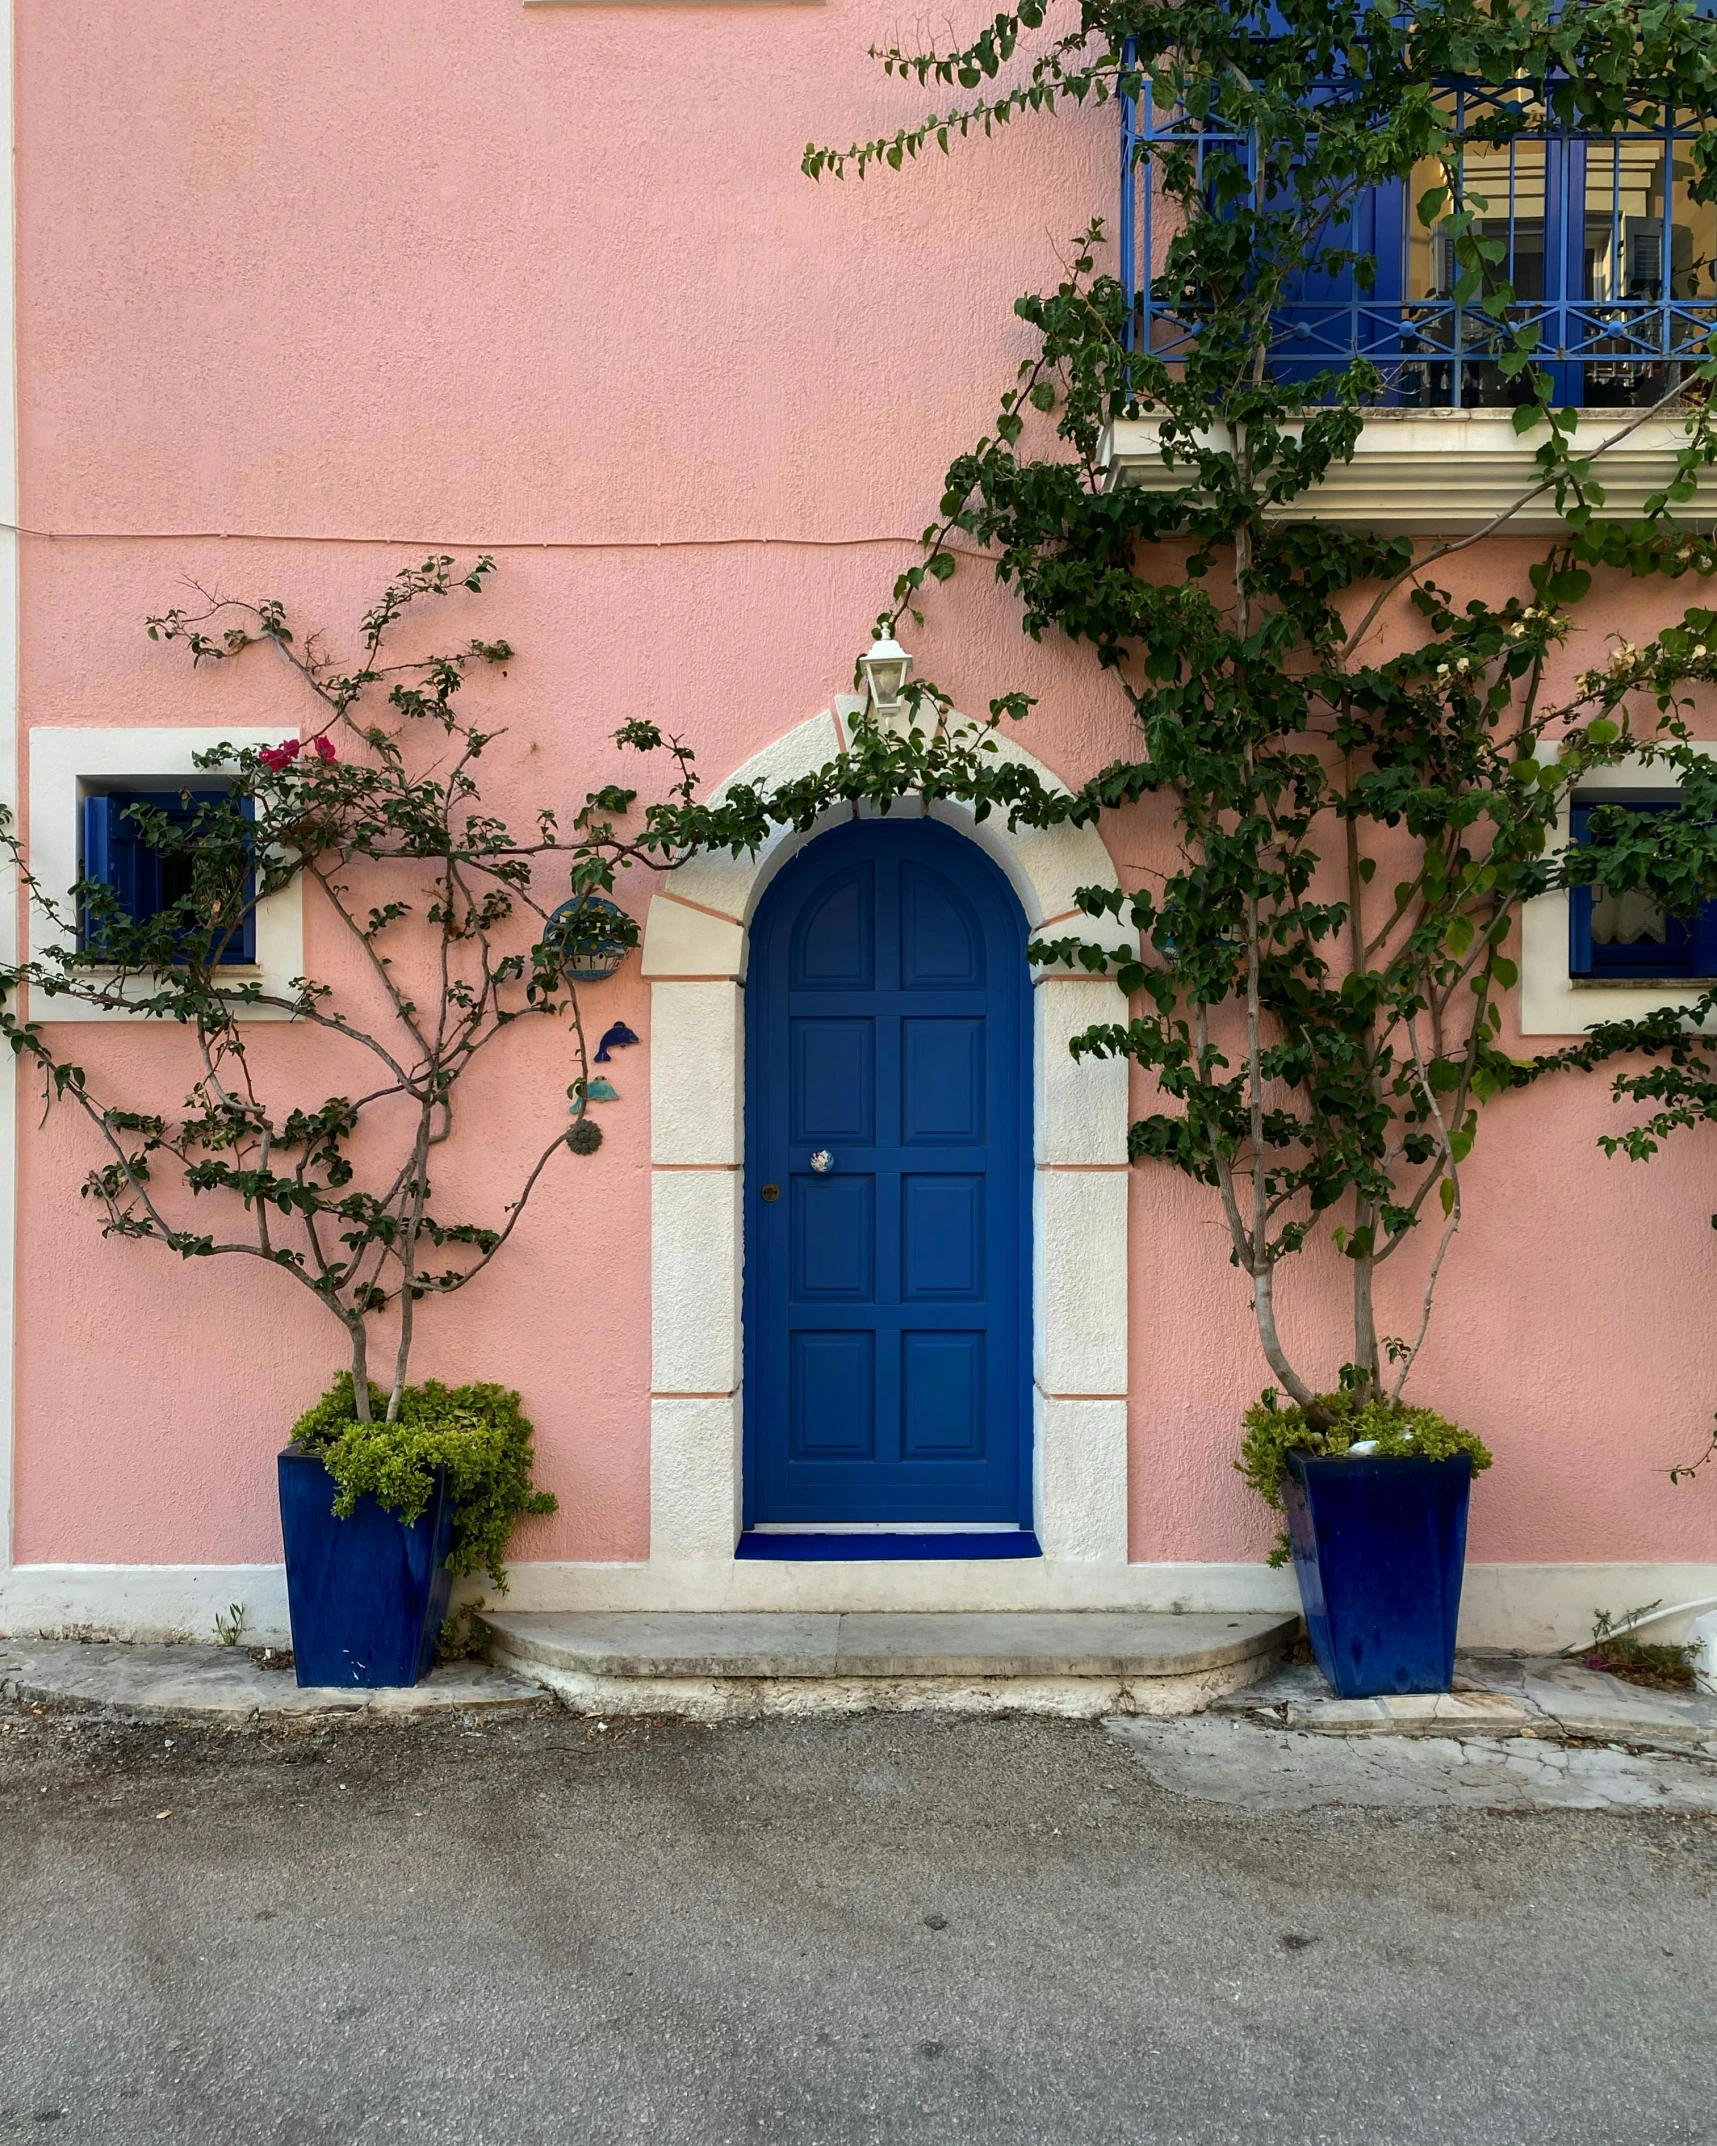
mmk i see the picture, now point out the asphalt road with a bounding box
[1,1698,1713,2146]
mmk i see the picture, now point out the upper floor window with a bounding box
[1568,796,1717,980]
[1121,77,1717,408]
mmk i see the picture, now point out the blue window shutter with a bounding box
[79,790,108,951]
[82,790,111,898]
[82,790,145,951]
[1567,805,1595,978]
[226,791,258,966]
[1271,178,1407,397]
[1694,893,1717,978]
[1545,137,1589,410]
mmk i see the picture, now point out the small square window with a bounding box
[1568,796,1717,980]
[81,787,256,965]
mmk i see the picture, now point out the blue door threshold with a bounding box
[736,1531,1042,1561]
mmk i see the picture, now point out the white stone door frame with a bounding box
[640,705,1134,1610]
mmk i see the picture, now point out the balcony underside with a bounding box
[1097,410,1717,534]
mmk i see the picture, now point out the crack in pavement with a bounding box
[1105,1714,1717,1811]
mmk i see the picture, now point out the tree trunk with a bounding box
[349,1320,372,1422]
[388,1111,434,1424]
[1351,1211,1380,1401]
[1252,1261,1322,1417]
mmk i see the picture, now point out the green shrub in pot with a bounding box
[291,1374,556,1592]
[1239,1390,1493,1568]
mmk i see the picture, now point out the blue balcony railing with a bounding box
[1119,65,1717,407]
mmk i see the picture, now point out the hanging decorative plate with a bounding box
[543,894,633,982]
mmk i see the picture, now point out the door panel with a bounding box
[900,1176,984,1301]
[901,1331,986,1456]
[745,818,1031,1526]
[900,862,985,987]
[791,864,875,988]
[791,1175,875,1300]
[790,1331,875,1457]
[901,1018,985,1142]
[790,1018,874,1142]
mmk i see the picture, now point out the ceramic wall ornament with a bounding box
[594,1021,640,1063]
[545,896,632,983]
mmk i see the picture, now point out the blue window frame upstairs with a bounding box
[1119,61,1717,409]
[1568,799,1717,981]
[81,788,257,965]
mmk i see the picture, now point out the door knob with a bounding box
[760,1183,780,1202]
[810,1149,834,1173]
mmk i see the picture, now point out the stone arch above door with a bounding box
[640,706,1132,1608]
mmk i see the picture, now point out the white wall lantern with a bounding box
[858,632,912,717]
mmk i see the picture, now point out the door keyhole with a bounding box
[760,1183,780,1202]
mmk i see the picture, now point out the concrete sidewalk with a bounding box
[5,1628,1712,1753]
[0,1639,546,1722]
[1218,1651,1717,1754]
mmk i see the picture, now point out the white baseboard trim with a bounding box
[0,1565,291,1646]
[5,1559,1713,1653]
[1456,1563,1717,1652]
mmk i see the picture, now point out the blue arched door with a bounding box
[743,817,1031,1530]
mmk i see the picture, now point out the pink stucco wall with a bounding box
[10,2,1716,1572]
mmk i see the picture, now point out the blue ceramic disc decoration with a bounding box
[545,895,633,982]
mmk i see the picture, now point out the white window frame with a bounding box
[1520,741,1717,1036]
[26,728,305,1025]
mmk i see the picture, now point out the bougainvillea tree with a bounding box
[803,0,1717,1428]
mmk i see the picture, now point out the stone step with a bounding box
[479,1609,1299,1719]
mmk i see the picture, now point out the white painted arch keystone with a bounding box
[641,706,1133,1610]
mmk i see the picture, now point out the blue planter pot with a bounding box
[277,1447,455,1689]
[1282,1451,1472,1698]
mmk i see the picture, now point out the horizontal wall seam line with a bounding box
[1038,1389,1129,1402]
[0,523,996,557]
[1036,1161,1129,1171]
[653,1162,741,1171]
[655,890,745,925]
[643,971,745,983]
[652,1389,740,1401]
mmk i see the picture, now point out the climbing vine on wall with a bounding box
[801,0,1717,1422]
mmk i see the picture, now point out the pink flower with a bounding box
[312,734,337,763]
[259,739,302,772]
